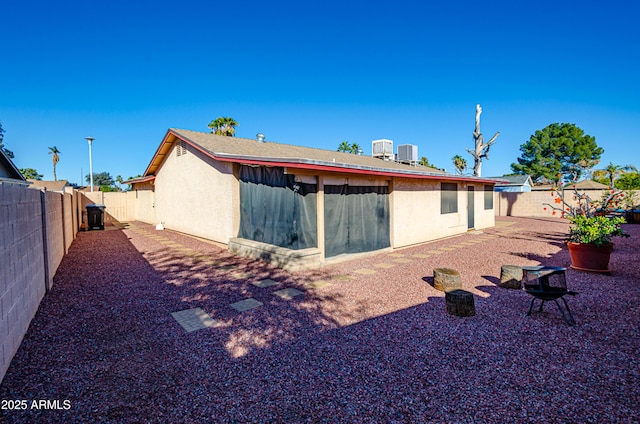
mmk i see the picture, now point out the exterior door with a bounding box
[468,186,475,229]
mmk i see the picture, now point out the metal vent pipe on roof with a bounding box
[256,133,265,142]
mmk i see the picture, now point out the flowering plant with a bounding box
[542,176,629,246]
[543,180,625,218]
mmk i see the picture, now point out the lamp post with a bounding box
[85,137,95,192]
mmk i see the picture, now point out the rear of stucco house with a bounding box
[133,129,499,270]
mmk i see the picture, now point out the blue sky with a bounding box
[1,0,639,184]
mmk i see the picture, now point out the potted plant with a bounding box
[566,215,628,272]
[543,179,630,272]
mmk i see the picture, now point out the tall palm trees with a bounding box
[48,146,61,181]
[208,117,239,137]
[593,162,638,188]
[337,141,351,153]
[452,155,467,175]
[337,141,362,154]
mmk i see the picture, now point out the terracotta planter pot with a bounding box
[567,242,613,273]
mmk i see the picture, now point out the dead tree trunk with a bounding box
[466,104,500,177]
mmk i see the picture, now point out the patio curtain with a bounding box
[238,166,317,250]
[324,184,390,258]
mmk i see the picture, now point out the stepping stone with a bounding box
[333,274,354,281]
[412,254,431,258]
[388,253,407,258]
[218,265,236,272]
[252,279,279,288]
[393,258,413,263]
[439,247,457,251]
[306,280,332,289]
[353,268,376,275]
[274,288,304,300]
[171,308,218,332]
[230,298,263,312]
[374,263,396,269]
[233,272,255,280]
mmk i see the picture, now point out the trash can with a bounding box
[86,204,106,230]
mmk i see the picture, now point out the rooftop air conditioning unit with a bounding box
[372,139,393,160]
[397,144,418,163]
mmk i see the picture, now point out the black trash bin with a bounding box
[86,204,106,230]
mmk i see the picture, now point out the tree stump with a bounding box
[500,265,523,289]
[433,268,462,292]
[445,289,476,317]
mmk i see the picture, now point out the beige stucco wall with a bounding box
[472,184,496,230]
[391,178,495,248]
[133,190,155,224]
[154,143,237,243]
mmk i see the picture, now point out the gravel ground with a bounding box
[1,217,638,423]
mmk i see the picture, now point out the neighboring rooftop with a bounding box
[489,175,533,186]
[27,179,69,191]
[533,180,609,190]
[0,149,27,184]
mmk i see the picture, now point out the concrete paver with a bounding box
[274,288,304,300]
[230,298,263,312]
[252,279,279,288]
[171,308,218,332]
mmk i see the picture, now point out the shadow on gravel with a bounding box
[1,219,638,423]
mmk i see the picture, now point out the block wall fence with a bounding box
[0,183,81,383]
[494,189,640,217]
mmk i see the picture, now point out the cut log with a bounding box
[500,265,523,289]
[445,289,476,317]
[433,268,462,292]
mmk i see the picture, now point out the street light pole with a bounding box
[85,137,95,192]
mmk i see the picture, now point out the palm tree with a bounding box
[48,146,61,181]
[452,154,467,175]
[350,142,362,154]
[337,141,351,152]
[593,162,638,188]
[208,117,239,137]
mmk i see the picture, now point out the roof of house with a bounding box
[488,175,533,186]
[27,179,69,191]
[143,128,502,183]
[122,175,155,185]
[533,180,610,190]
[0,149,27,183]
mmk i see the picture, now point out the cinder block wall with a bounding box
[0,184,79,383]
[63,192,75,251]
[43,190,65,290]
[494,189,640,217]
[0,184,47,383]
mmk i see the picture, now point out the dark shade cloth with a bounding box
[324,184,390,258]
[238,166,317,250]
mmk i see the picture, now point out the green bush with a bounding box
[568,215,629,246]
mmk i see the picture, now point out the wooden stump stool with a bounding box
[445,289,476,317]
[433,268,462,292]
[499,265,523,289]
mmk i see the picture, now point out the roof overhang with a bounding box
[123,175,156,185]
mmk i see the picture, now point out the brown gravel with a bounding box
[1,217,638,423]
